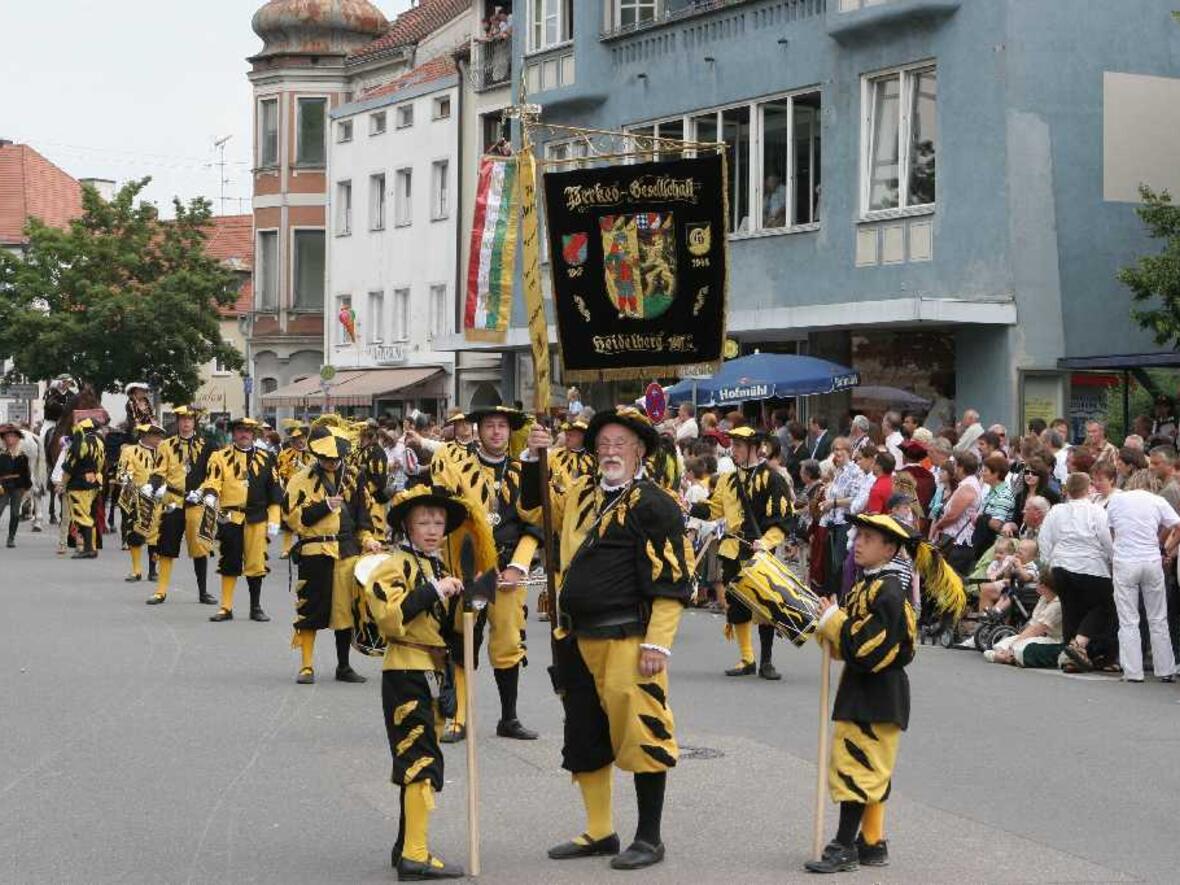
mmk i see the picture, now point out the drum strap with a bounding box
[734,467,765,542]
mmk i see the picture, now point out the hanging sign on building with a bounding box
[542,153,728,381]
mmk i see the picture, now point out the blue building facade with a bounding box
[487,0,1180,429]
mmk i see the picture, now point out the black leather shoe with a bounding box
[249,608,270,622]
[124,574,142,583]
[439,723,467,744]
[296,668,315,684]
[804,840,859,873]
[725,662,756,677]
[335,666,366,683]
[855,834,888,867]
[496,718,538,740]
[396,856,465,880]
[759,663,782,681]
[71,550,96,559]
[198,592,218,605]
[548,833,620,860]
[209,609,233,622]
[145,594,166,605]
[610,839,665,870]
[391,843,402,868]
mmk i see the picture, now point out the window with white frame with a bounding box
[335,294,353,345]
[612,0,658,31]
[529,0,573,52]
[395,168,412,226]
[213,354,231,376]
[429,284,447,338]
[258,98,279,167]
[370,173,386,231]
[392,288,410,341]
[540,139,590,261]
[370,111,387,135]
[433,96,451,120]
[292,230,326,310]
[337,119,353,143]
[431,160,449,220]
[296,97,327,166]
[862,64,936,214]
[367,290,384,344]
[336,180,352,235]
[630,89,823,234]
[256,230,278,310]
[396,104,414,129]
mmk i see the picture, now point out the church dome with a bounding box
[251,0,389,59]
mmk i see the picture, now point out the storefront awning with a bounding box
[262,367,446,408]
[1058,352,1180,370]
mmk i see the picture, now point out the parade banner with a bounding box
[517,147,551,412]
[542,153,728,381]
[464,156,519,343]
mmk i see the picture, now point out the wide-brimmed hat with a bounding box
[586,406,659,454]
[0,423,21,438]
[388,485,468,535]
[229,417,262,432]
[124,381,151,395]
[444,409,468,426]
[561,417,589,433]
[135,422,165,436]
[74,418,96,431]
[173,405,203,419]
[466,405,527,431]
[853,513,916,547]
[702,428,731,449]
[280,418,309,439]
[308,426,350,459]
[728,426,763,444]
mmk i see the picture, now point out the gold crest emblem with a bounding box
[687,222,711,257]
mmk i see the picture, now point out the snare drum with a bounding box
[352,553,392,657]
[726,550,822,646]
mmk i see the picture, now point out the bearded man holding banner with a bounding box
[521,407,693,871]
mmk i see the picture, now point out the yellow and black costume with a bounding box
[806,513,964,874]
[283,427,376,684]
[430,405,542,742]
[521,407,693,871]
[364,486,469,881]
[116,426,163,582]
[551,419,595,491]
[63,418,105,559]
[689,427,793,678]
[147,407,216,605]
[200,417,282,622]
[354,427,393,543]
[275,423,314,558]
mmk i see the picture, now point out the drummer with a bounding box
[363,485,471,881]
[282,426,382,685]
[689,426,793,680]
[807,513,964,873]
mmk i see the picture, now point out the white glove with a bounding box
[266,523,279,538]
[203,493,217,508]
[185,490,202,504]
[139,483,154,497]
[153,485,166,500]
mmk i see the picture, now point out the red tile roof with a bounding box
[201,215,254,317]
[360,54,458,100]
[349,0,470,61]
[0,143,83,246]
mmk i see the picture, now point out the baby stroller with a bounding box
[971,577,1040,651]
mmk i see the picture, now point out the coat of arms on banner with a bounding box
[599,212,677,319]
[562,232,588,267]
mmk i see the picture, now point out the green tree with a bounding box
[0,178,244,404]
[1119,185,1180,348]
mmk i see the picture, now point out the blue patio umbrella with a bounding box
[663,353,860,407]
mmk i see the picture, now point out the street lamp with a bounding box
[238,312,253,418]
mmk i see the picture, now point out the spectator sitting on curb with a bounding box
[983,572,1064,667]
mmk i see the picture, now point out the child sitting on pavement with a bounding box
[983,571,1064,667]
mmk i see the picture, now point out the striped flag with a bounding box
[464,156,519,342]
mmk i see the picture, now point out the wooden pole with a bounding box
[537,442,558,638]
[812,639,832,861]
[463,610,481,877]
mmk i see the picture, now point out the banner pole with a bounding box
[464,610,481,876]
[812,639,832,860]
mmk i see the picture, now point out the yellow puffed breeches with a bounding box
[488,585,528,669]
[184,505,210,557]
[828,720,901,805]
[330,555,359,631]
[68,489,97,529]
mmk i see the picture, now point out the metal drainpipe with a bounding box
[453,54,467,414]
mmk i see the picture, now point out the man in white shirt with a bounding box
[954,409,983,456]
[882,410,903,466]
[1105,488,1180,682]
[674,403,698,443]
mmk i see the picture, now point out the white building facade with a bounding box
[325,67,460,420]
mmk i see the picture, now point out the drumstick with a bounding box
[463,610,481,876]
[812,639,832,860]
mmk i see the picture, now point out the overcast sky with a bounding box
[3,0,412,217]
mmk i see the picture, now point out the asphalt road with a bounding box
[2,525,1177,884]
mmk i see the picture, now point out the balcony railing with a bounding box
[473,36,512,91]
[600,0,769,41]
